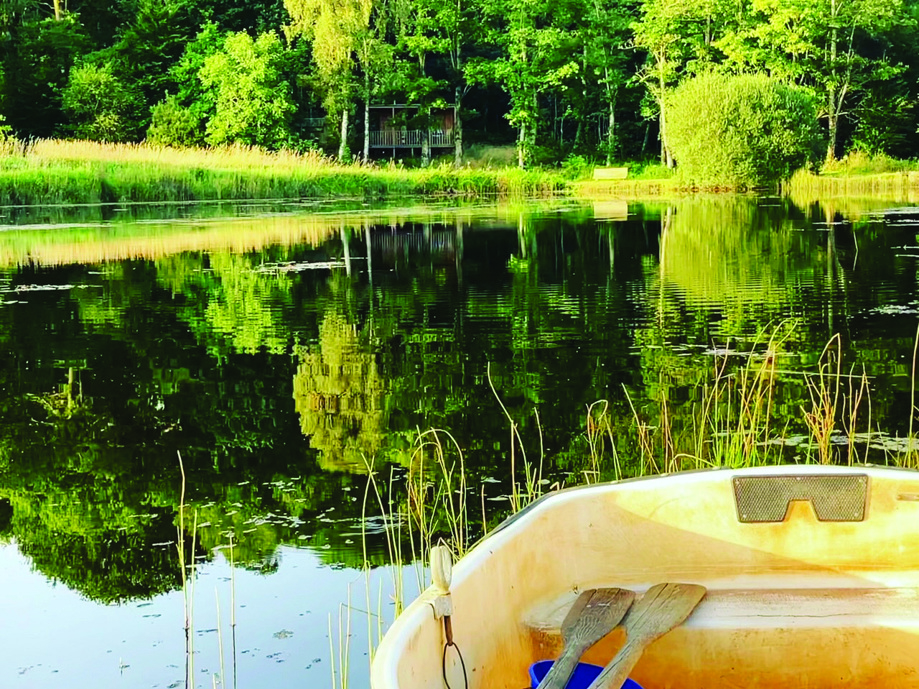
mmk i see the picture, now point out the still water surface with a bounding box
[2,194,919,688]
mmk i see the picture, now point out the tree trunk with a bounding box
[363,74,370,162]
[605,75,616,166]
[454,88,463,168]
[339,109,349,161]
[657,54,674,168]
[53,0,62,20]
[518,123,525,168]
[826,106,838,164]
[826,23,839,163]
[659,108,667,166]
[341,226,352,277]
[659,104,674,168]
[422,128,431,167]
[607,106,615,166]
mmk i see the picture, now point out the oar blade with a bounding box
[587,582,706,689]
[540,587,636,689]
[562,588,636,646]
[626,582,706,644]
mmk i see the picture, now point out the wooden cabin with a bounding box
[369,105,455,157]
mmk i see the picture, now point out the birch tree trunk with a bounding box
[454,88,463,168]
[339,109,349,160]
[363,72,370,161]
[607,104,615,166]
[518,123,525,168]
[826,23,839,163]
[605,66,616,165]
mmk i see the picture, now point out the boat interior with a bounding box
[372,467,919,689]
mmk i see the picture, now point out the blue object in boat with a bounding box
[529,660,644,689]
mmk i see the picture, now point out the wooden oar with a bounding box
[586,582,706,689]
[538,588,636,689]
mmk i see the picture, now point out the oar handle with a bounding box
[585,641,641,689]
[538,647,582,689]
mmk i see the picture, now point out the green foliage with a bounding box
[164,21,225,140]
[850,88,916,155]
[716,0,909,161]
[199,31,295,148]
[2,0,919,166]
[193,0,291,34]
[666,72,821,187]
[147,94,200,146]
[821,149,911,175]
[112,0,197,107]
[69,0,136,47]
[0,17,91,138]
[0,114,13,142]
[560,154,593,180]
[628,161,675,180]
[62,62,145,142]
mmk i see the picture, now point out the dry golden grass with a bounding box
[0,139,564,204]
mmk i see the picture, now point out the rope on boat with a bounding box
[441,638,468,689]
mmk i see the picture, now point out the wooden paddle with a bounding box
[586,583,706,689]
[538,588,636,689]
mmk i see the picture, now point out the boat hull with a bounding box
[371,465,919,689]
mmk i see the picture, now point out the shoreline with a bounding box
[0,139,564,206]
[4,140,919,207]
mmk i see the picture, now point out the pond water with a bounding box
[2,193,919,689]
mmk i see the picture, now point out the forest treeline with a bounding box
[1,0,918,168]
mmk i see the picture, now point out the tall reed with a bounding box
[341,328,919,689]
[0,139,564,205]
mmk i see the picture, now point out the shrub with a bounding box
[0,115,13,143]
[666,72,822,188]
[147,95,203,147]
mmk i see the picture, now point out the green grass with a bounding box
[0,139,565,205]
[784,150,919,199]
[13,140,919,206]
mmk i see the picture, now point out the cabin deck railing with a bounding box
[370,130,454,148]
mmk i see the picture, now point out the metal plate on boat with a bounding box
[733,474,868,523]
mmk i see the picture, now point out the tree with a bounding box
[191,0,291,35]
[151,21,226,147]
[389,0,450,166]
[62,61,145,141]
[581,0,634,163]
[716,0,908,161]
[67,0,136,47]
[147,94,200,146]
[284,0,373,160]
[199,31,296,148]
[470,0,580,168]
[435,0,478,167]
[632,0,736,167]
[391,0,477,166]
[0,17,90,137]
[666,72,821,186]
[112,0,197,110]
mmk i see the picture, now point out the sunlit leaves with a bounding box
[666,72,821,186]
[199,31,296,148]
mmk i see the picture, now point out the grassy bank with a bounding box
[0,139,564,205]
[577,151,919,197]
[784,152,919,198]
[6,139,919,208]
